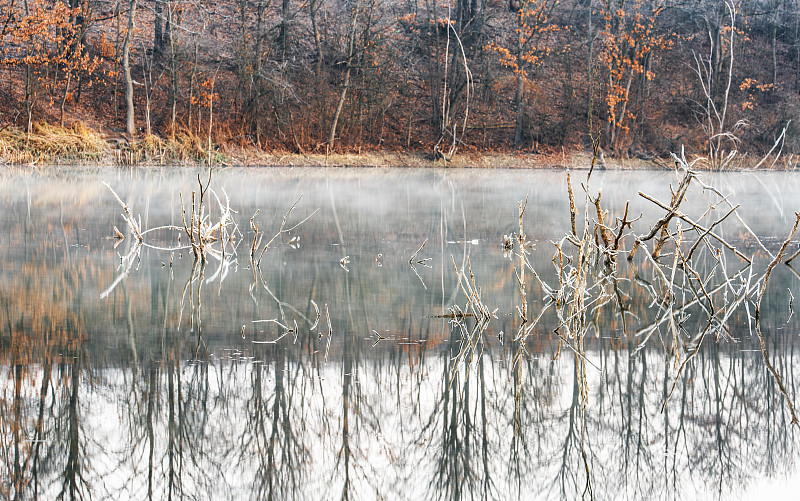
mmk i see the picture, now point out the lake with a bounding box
[1,166,799,500]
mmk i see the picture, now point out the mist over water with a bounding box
[1,167,800,500]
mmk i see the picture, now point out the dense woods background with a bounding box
[1,0,799,161]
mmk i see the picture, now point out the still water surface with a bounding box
[1,167,800,500]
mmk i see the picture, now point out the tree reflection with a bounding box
[3,276,800,499]
[241,346,307,500]
[3,171,800,500]
[421,321,498,501]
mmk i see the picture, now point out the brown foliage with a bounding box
[0,0,797,161]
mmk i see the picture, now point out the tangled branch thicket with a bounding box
[447,148,800,426]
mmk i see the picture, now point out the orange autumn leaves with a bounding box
[0,1,102,118]
[598,0,672,149]
[486,0,561,75]
[485,0,673,150]
[1,1,98,71]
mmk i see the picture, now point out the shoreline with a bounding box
[0,123,794,171]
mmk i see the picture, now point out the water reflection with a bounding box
[1,168,800,499]
[6,340,797,499]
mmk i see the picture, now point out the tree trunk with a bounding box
[773,26,777,86]
[154,0,163,59]
[514,70,523,147]
[68,0,86,105]
[113,0,121,123]
[60,72,72,127]
[207,79,214,164]
[23,0,33,134]
[309,0,324,80]
[795,0,799,93]
[143,49,152,136]
[123,0,138,136]
[255,0,265,77]
[793,1,800,92]
[167,0,176,134]
[426,0,443,131]
[586,0,595,129]
[69,0,86,46]
[772,1,781,86]
[327,1,360,150]
[707,6,725,100]
[188,36,198,132]
[328,66,352,150]
[279,0,290,63]
[612,69,634,152]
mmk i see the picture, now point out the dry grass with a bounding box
[125,130,223,165]
[2,119,796,169]
[0,122,107,164]
[0,122,225,166]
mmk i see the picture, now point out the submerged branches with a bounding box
[103,182,143,243]
[254,196,318,267]
[507,151,800,426]
[753,211,800,425]
[447,255,495,384]
[178,170,243,265]
[756,212,800,318]
[102,172,316,308]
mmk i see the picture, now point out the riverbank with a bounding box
[0,122,792,170]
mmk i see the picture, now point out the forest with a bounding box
[0,0,799,165]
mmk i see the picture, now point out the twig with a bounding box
[785,245,800,265]
[639,191,750,263]
[757,212,800,316]
[257,196,318,266]
[567,171,577,237]
[102,182,143,242]
[684,203,740,261]
[754,211,800,425]
[409,238,428,264]
[324,304,333,362]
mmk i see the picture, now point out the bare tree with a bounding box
[769,0,785,86]
[153,0,164,59]
[327,0,361,151]
[692,0,742,169]
[122,0,138,136]
[434,6,473,160]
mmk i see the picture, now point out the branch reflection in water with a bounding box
[1,167,799,500]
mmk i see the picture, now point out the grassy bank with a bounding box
[0,121,793,170]
[0,123,213,166]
